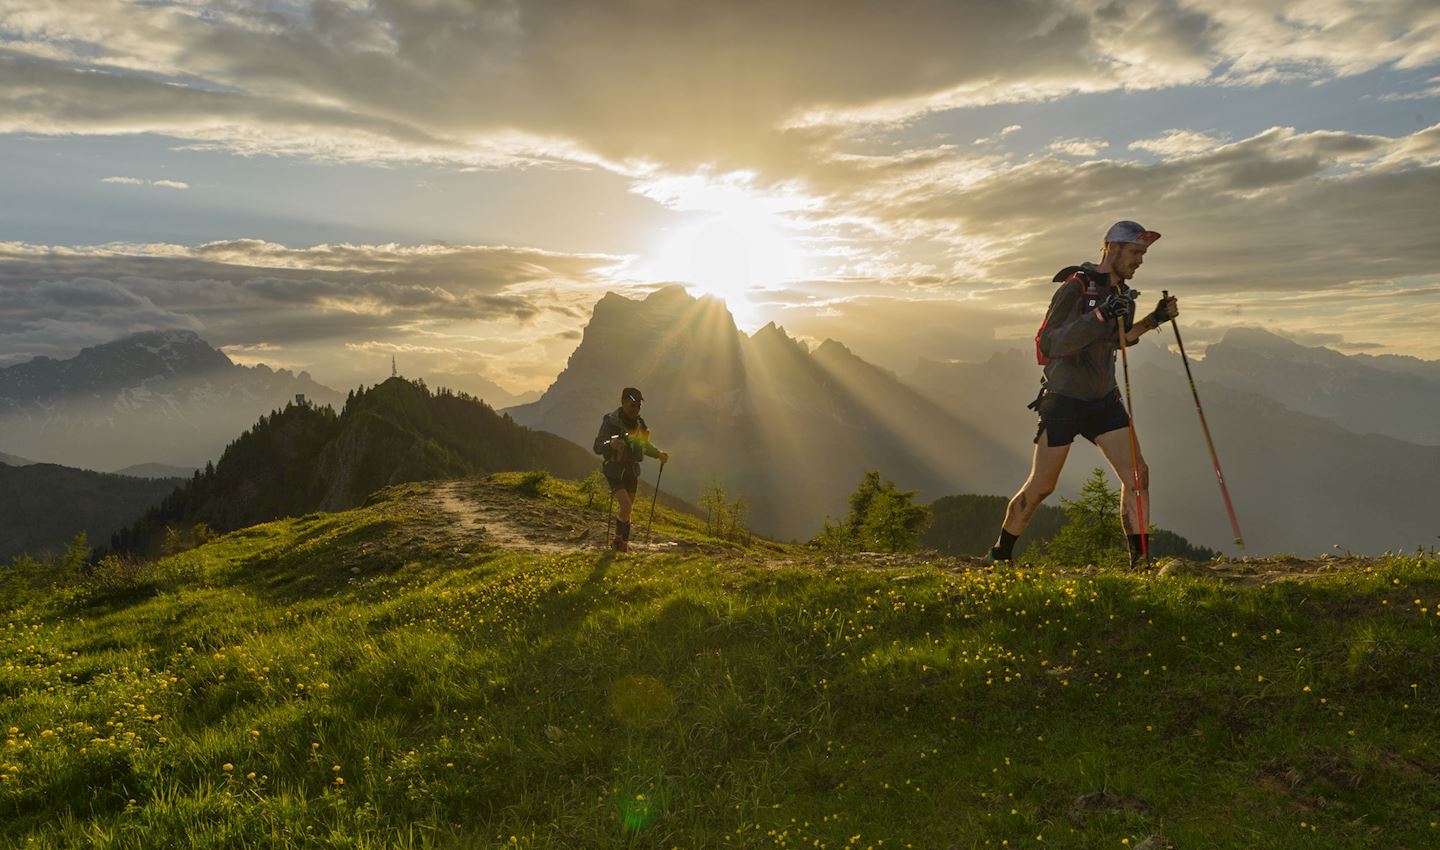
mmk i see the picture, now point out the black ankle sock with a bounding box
[1127,534,1145,560]
[992,529,1019,560]
[617,520,631,541]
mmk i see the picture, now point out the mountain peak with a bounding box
[644,284,697,304]
[749,321,809,357]
[69,329,235,380]
[1217,326,1306,352]
[751,321,792,341]
[0,330,342,469]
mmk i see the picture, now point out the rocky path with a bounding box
[427,478,690,555]
[430,480,593,554]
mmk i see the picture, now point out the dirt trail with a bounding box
[427,479,691,555]
[424,479,1419,582]
[430,480,584,553]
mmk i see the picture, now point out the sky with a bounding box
[2,0,1439,396]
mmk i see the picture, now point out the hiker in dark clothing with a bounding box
[593,387,668,552]
[988,220,1179,568]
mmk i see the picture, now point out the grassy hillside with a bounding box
[3,474,1439,848]
[112,377,597,554]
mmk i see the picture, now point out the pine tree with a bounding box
[811,470,931,553]
[1042,468,1127,568]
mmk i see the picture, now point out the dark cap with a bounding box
[1104,220,1161,246]
[621,387,643,403]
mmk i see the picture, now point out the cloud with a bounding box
[831,124,1439,288]
[5,1,1440,370]
[1129,130,1227,156]
[1047,137,1109,157]
[101,175,189,189]
[974,124,1023,145]
[1379,75,1440,101]
[747,121,1440,359]
[0,239,626,390]
[3,0,1436,176]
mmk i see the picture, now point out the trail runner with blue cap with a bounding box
[987,221,1178,569]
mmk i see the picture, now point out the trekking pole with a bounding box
[644,459,666,546]
[604,487,614,547]
[1116,311,1149,561]
[1163,290,1245,549]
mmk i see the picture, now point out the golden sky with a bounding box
[2,1,1439,393]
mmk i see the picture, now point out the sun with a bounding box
[634,176,810,328]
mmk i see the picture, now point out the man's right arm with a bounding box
[593,415,615,456]
[1040,277,1117,358]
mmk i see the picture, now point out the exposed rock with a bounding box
[1156,558,1217,579]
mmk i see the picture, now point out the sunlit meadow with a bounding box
[3,474,1439,848]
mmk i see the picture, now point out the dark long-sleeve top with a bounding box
[1038,263,1138,401]
[593,407,662,466]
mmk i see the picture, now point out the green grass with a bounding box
[3,478,1439,848]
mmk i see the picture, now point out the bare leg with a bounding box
[1001,433,1072,535]
[615,489,634,523]
[1093,427,1150,535]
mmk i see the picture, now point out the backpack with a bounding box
[1034,265,1104,366]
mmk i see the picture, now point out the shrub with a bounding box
[517,470,550,495]
[578,471,607,508]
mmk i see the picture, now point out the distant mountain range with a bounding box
[1195,327,1440,446]
[113,462,199,479]
[507,286,1025,541]
[0,330,344,470]
[0,461,184,561]
[427,371,542,409]
[113,377,595,554]
[905,331,1440,555]
[9,307,1434,559]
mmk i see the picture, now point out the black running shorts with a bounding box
[1033,389,1130,447]
[603,461,640,495]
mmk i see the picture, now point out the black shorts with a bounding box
[602,461,639,495]
[1034,390,1130,447]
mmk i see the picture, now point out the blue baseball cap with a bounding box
[1104,220,1161,245]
